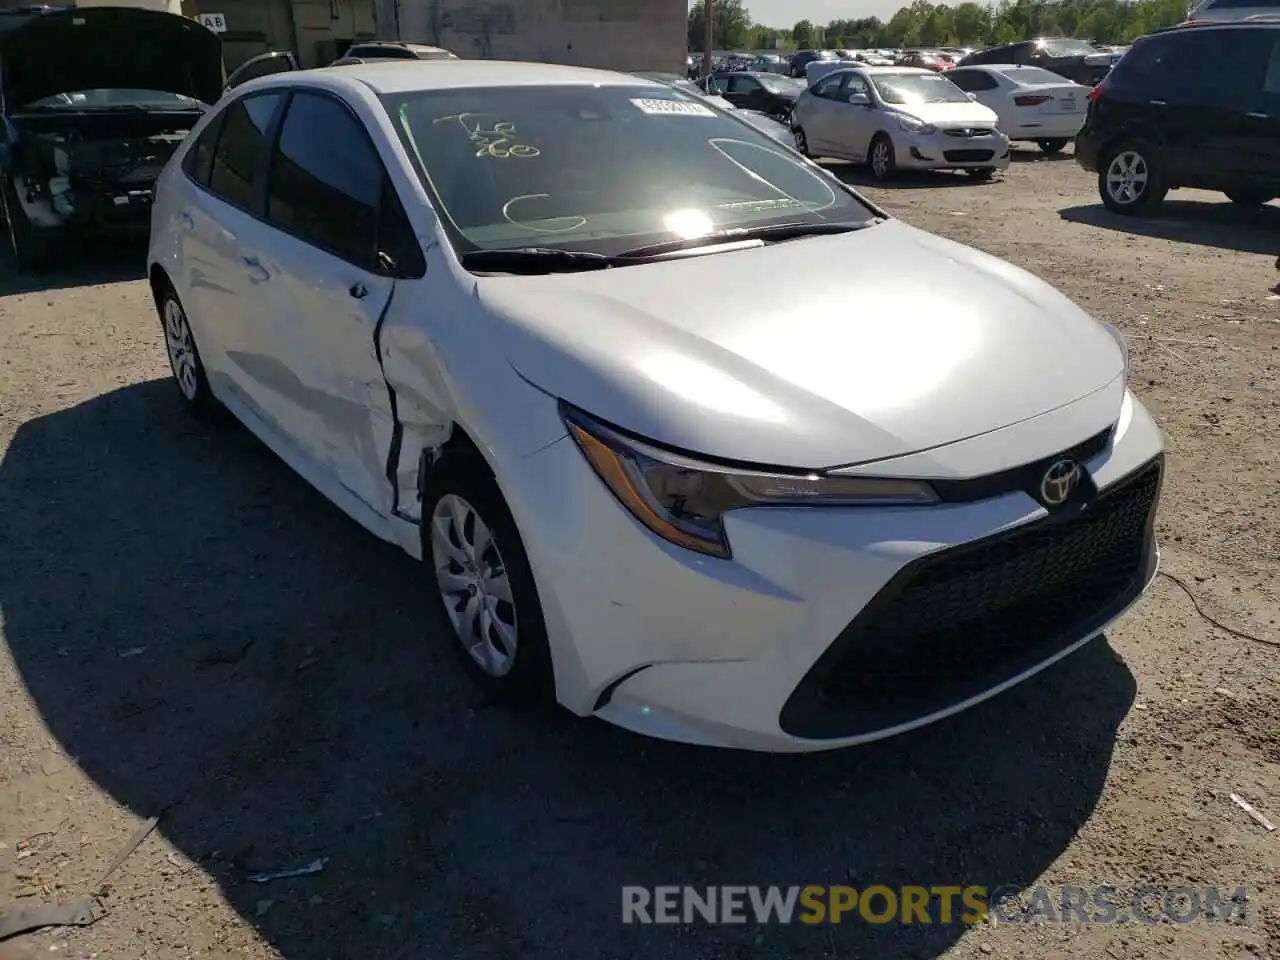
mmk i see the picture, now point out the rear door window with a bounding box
[950,69,999,91]
[206,92,284,212]
[182,111,226,186]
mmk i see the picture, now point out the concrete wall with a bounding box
[385,0,687,74]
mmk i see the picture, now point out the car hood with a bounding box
[478,219,1124,469]
[0,7,223,107]
[895,100,999,125]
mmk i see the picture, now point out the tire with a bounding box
[966,167,997,181]
[154,281,217,416]
[2,175,56,271]
[794,126,810,157]
[421,449,554,707]
[1225,190,1275,206]
[1098,139,1168,215]
[868,133,896,181]
[1037,138,1069,155]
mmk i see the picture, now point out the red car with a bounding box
[899,51,955,72]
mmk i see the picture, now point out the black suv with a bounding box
[958,38,1115,86]
[1075,21,1280,215]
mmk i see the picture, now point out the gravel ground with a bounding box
[1,145,1277,960]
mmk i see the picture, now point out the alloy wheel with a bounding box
[163,298,200,401]
[871,141,891,179]
[430,493,519,677]
[1104,150,1148,206]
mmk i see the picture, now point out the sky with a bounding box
[727,1,910,28]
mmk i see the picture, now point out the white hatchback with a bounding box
[147,60,1165,752]
[791,66,1011,181]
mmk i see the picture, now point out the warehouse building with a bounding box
[162,0,685,72]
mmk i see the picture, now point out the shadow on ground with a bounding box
[1009,144,1074,163]
[826,161,1002,191]
[1060,199,1280,256]
[0,238,147,296]
[0,380,1136,958]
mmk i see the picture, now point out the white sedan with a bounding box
[946,64,1089,154]
[790,66,1011,180]
[148,60,1165,752]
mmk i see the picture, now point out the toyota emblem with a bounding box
[1040,458,1082,507]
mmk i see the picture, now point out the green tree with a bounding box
[688,0,753,52]
[792,18,815,48]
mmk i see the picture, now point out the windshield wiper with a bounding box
[614,219,882,260]
[459,247,615,274]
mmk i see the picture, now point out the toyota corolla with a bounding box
[147,60,1164,752]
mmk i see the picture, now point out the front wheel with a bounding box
[1099,139,1168,215]
[422,450,554,706]
[794,126,810,157]
[2,175,56,271]
[1037,138,1069,155]
[868,134,896,181]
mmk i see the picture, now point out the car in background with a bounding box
[0,4,221,269]
[959,38,1115,86]
[947,64,1088,153]
[1188,0,1280,20]
[330,41,457,66]
[790,49,838,77]
[702,71,803,120]
[897,50,956,72]
[791,66,1010,180]
[1076,19,1280,214]
[148,59,1162,753]
[638,73,795,145]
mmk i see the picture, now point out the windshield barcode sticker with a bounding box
[631,98,715,117]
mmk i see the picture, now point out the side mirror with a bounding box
[965,92,978,101]
[848,92,870,106]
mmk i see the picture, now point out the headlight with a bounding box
[561,404,938,559]
[895,114,936,135]
[1102,322,1129,381]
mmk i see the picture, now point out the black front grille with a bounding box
[943,148,995,162]
[780,458,1162,739]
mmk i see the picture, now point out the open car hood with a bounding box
[0,7,223,107]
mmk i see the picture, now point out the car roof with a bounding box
[246,59,665,96]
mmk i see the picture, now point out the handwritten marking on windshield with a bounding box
[434,113,540,158]
[501,194,586,234]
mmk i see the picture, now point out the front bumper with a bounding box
[892,128,1011,170]
[506,390,1164,753]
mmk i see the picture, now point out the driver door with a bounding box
[799,73,847,154]
[724,75,766,111]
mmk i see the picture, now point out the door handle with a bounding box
[1247,111,1269,119]
[178,211,194,230]
[241,255,270,283]
[349,282,368,299]
[1148,99,1167,106]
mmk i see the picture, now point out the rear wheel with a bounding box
[868,134,896,181]
[1099,139,1168,215]
[1037,138,1070,155]
[1225,189,1275,206]
[155,283,217,416]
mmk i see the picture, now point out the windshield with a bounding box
[871,73,969,105]
[1039,38,1101,57]
[759,75,804,94]
[384,84,872,258]
[25,88,201,109]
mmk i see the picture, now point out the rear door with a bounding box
[1234,28,1280,193]
[948,68,1005,126]
[179,90,287,402]
[797,73,847,153]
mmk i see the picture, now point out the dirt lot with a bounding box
[1,146,1277,960]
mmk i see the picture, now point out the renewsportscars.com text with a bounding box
[621,885,1248,926]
